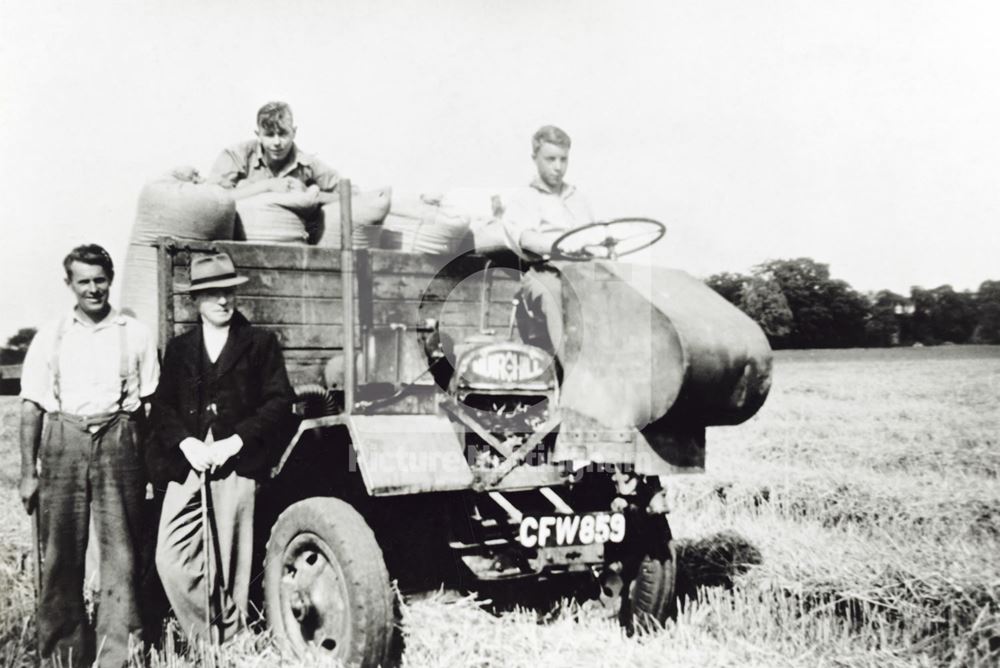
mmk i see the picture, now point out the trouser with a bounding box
[155,468,256,644]
[37,412,144,668]
[520,265,565,356]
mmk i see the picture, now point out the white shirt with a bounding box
[202,324,230,363]
[501,178,595,259]
[20,307,159,415]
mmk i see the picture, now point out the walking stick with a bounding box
[198,471,213,647]
[31,504,42,657]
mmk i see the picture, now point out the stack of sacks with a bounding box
[439,188,516,253]
[313,187,392,249]
[235,187,321,244]
[121,168,236,337]
[381,191,474,255]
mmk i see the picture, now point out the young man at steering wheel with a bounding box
[501,125,594,354]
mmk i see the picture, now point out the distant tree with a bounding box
[739,274,793,340]
[908,287,937,344]
[907,285,978,344]
[866,290,907,346]
[973,280,1000,344]
[704,272,748,307]
[928,285,977,343]
[755,258,870,348]
[0,327,37,364]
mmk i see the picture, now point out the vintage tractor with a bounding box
[149,187,771,667]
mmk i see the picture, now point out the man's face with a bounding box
[256,118,296,165]
[66,261,110,319]
[533,142,570,191]
[195,288,236,327]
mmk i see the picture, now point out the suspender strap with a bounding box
[117,321,129,411]
[50,314,132,412]
[50,316,72,409]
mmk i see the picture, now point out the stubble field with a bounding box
[1,346,998,667]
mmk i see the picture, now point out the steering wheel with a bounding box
[550,218,666,261]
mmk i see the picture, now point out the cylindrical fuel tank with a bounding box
[557,261,772,430]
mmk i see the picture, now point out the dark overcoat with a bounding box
[147,310,296,487]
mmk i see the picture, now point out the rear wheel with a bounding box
[264,497,397,668]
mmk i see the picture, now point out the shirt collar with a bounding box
[529,177,575,198]
[70,306,125,330]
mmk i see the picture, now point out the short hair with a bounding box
[257,101,295,133]
[532,125,572,156]
[63,244,114,282]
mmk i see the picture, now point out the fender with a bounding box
[272,413,473,496]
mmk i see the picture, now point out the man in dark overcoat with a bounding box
[148,252,295,642]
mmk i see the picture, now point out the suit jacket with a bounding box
[147,310,296,487]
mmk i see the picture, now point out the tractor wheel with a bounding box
[264,497,397,668]
[623,542,678,630]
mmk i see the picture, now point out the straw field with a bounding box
[1,345,998,667]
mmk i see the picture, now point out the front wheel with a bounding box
[621,543,678,631]
[264,497,397,668]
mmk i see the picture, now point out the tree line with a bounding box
[705,258,1000,349]
[0,327,36,365]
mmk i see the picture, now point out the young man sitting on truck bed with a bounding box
[502,125,595,355]
[209,101,342,203]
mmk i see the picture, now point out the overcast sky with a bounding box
[2,0,999,340]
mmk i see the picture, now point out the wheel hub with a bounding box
[280,533,351,655]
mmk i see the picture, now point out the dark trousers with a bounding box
[38,412,145,668]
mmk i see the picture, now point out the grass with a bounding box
[1,345,998,666]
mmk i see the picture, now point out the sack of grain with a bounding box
[130,170,236,244]
[122,169,238,336]
[314,187,392,249]
[381,191,472,255]
[235,187,321,244]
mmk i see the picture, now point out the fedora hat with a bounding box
[177,252,249,293]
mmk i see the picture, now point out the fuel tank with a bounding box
[556,260,772,431]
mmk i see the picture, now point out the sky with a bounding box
[2,0,999,340]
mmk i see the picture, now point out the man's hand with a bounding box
[519,228,566,257]
[19,400,43,515]
[209,435,244,472]
[269,177,306,193]
[179,437,212,472]
[19,474,38,514]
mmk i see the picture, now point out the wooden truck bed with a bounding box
[158,239,524,387]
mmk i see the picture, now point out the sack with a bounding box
[120,243,160,337]
[131,172,235,244]
[314,188,392,248]
[470,219,510,252]
[124,170,237,337]
[381,199,471,255]
[235,188,321,244]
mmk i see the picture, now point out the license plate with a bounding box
[517,512,626,548]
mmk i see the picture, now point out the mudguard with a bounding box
[274,414,473,496]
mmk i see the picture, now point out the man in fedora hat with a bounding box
[148,251,295,643]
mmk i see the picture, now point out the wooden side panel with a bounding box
[171,242,342,271]
[162,241,527,392]
[173,267,342,298]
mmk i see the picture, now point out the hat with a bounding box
[178,253,249,293]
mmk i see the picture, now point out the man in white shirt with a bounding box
[19,244,159,667]
[502,125,595,355]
